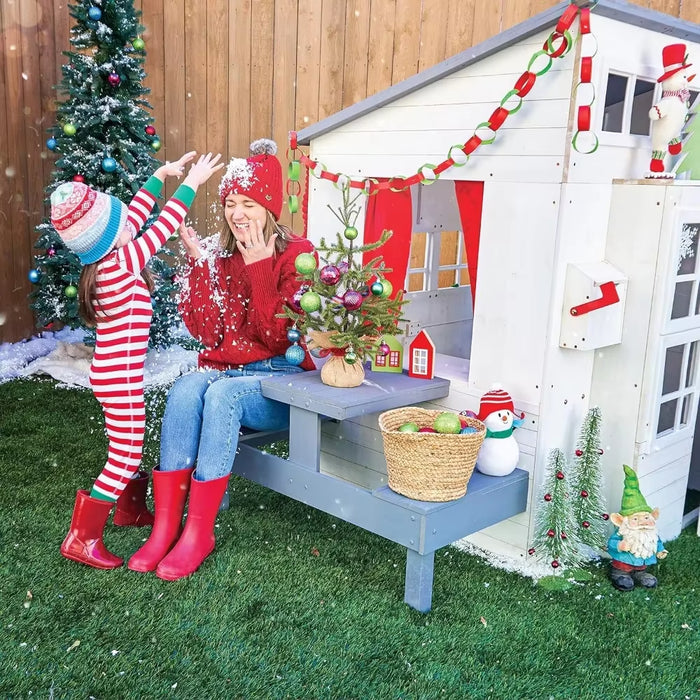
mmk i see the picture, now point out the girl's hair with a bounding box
[78,263,155,327]
[218,208,297,255]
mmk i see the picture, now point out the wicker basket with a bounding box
[378,407,486,502]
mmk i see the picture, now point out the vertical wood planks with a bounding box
[342,0,371,109]
[318,0,346,119]
[392,0,421,85]
[228,0,251,163]
[366,0,396,98]
[250,0,275,140]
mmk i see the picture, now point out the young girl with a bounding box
[52,151,224,570]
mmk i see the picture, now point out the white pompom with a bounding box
[249,138,277,156]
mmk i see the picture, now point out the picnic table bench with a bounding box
[230,369,529,612]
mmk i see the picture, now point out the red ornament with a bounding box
[551,560,560,569]
[145,125,156,136]
[560,532,567,539]
[528,548,535,555]
[47,246,56,257]
[556,471,565,480]
[107,72,121,87]
[598,449,604,455]
[72,174,85,182]
[580,490,589,498]
[575,449,583,457]
[544,493,552,502]
[343,290,363,311]
[602,513,610,521]
[547,529,555,538]
[582,521,590,528]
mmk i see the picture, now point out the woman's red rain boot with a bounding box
[155,473,230,581]
[60,490,123,569]
[127,467,193,573]
[113,471,155,527]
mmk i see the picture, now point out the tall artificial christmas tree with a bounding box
[282,186,407,387]
[531,448,582,571]
[29,0,178,346]
[571,407,609,554]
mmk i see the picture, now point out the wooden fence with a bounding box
[0,0,697,343]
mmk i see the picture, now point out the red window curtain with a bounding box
[454,181,484,311]
[362,182,413,295]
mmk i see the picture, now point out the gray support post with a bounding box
[288,405,321,471]
[404,549,435,613]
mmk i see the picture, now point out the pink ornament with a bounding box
[337,261,349,275]
[108,72,121,87]
[145,125,156,136]
[47,247,56,257]
[418,427,437,433]
[319,264,340,285]
[343,290,363,311]
[378,342,390,356]
[289,286,308,312]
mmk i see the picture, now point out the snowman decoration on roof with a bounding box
[474,385,525,477]
[647,43,694,178]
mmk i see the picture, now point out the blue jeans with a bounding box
[159,357,305,481]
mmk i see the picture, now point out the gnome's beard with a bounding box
[618,519,658,559]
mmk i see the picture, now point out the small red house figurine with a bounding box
[407,330,436,379]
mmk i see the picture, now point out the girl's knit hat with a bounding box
[218,139,283,220]
[50,182,127,264]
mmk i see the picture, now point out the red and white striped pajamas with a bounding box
[89,186,190,501]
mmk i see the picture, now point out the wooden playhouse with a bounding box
[294,0,700,558]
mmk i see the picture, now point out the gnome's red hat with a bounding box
[657,43,692,83]
[477,385,515,421]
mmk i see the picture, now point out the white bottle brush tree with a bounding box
[571,407,609,556]
[282,185,407,387]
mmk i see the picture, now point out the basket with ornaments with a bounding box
[378,407,485,502]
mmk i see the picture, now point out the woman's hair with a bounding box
[218,208,297,255]
[78,263,155,327]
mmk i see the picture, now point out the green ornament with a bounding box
[344,226,358,240]
[433,412,461,434]
[299,291,321,313]
[344,349,358,364]
[65,284,78,299]
[132,37,145,50]
[151,139,162,152]
[398,422,420,433]
[62,123,76,136]
[380,279,393,298]
[294,252,317,275]
[370,281,384,296]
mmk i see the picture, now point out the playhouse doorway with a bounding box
[402,180,481,360]
[686,407,700,529]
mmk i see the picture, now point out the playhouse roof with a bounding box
[297,0,700,146]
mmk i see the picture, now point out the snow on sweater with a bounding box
[179,236,316,371]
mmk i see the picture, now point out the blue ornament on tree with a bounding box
[285,343,306,366]
[46,138,57,151]
[28,269,40,283]
[102,157,117,173]
[287,328,302,343]
[88,6,102,20]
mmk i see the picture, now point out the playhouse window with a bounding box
[671,223,700,321]
[657,340,700,436]
[602,72,656,136]
[407,230,469,292]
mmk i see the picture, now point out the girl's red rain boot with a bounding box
[127,467,193,573]
[155,473,230,581]
[60,490,123,569]
[113,471,155,527]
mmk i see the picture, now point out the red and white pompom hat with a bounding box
[477,384,522,422]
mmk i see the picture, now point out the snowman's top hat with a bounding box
[657,43,692,83]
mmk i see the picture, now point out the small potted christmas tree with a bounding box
[282,186,407,388]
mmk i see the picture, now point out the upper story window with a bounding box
[603,72,657,136]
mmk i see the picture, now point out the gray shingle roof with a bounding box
[297,0,700,145]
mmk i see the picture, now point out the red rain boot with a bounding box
[127,467,193,573]
[155,473,230,581]
[60,490,123,569]
[668,141,682,155]
[113,471,154,527]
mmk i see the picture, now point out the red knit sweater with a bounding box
[179,236,316,371]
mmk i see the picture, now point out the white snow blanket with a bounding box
[0,328,198,389]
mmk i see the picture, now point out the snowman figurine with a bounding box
[475,384,524,477]
[647,43,693,178]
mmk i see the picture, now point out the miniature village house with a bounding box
[297,0,700,558]
[407,330,436,380]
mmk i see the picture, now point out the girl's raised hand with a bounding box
[155,151,196,180]
[183,153,224,190]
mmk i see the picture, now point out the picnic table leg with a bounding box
[288,405,321,471]
[404,549,435,613]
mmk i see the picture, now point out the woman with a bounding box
[128,139,315,581]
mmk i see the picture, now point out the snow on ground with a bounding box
[0,327,197,388]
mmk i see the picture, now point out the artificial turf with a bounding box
[1,378,698,699]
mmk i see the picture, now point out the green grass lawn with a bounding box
[1,378,699,699]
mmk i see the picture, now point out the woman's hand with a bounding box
[179,223,203,260]
[236,218,277,264]
[154,151,197,181]
[183,152,224,190]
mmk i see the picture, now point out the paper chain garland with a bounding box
[286,1,597,212]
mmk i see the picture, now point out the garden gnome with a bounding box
[647,43,693,177]
[607,465,668,592]
[474,384,524,477]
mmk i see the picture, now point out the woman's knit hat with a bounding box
[50,182,127,264]
[218,139,283,220]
